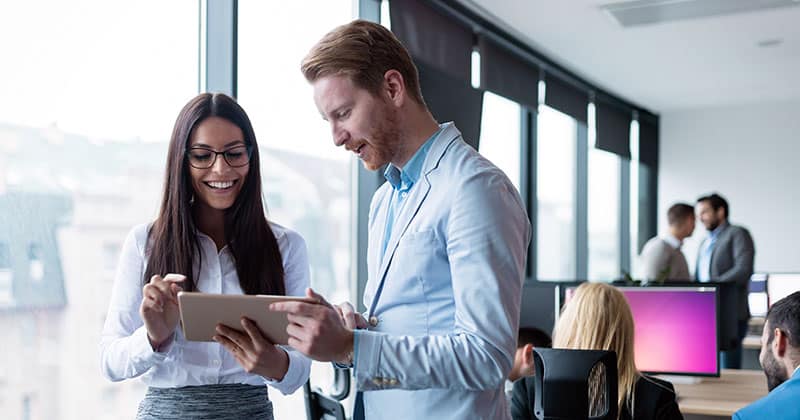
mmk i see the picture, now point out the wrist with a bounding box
[263,347,289,381]
[147,331,172,352]
[337,329,355,365]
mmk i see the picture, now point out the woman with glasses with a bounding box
[100,93,310,419]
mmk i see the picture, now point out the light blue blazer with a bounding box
[733,368,800,420]
[353,122,531,420]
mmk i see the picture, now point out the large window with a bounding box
[537,105,577,280]
[629,120,640,275]
[587,106,621,281]
[0,1,198,419]
[237,1,355,417]
[478,92,522,191]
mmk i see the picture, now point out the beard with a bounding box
[762,350,789,391]
[361,106,402,171]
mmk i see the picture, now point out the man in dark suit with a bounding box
[734,291,800,419]
[695,193,755,369]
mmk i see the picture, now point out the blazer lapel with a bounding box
[365,187,391,301]
[377,177,432,274]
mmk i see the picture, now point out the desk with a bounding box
[673,369,767,417]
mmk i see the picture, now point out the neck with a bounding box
[789,358,800,376]
[193,203,226,250]
[392,103,440,169]
[668,227,683,241]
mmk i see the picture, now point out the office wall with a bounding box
[659,99,800,273]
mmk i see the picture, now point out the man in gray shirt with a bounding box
[637,203,695,282]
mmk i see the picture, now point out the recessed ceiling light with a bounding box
[757,38,784,47]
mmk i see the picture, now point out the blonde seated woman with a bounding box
[511,282,683,420]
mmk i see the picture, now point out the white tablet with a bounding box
[177,291,313,345]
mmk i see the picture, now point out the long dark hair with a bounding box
[144,93,285,295]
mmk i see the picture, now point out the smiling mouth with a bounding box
[204,180,237,190]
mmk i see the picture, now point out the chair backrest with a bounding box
[304,367,350,420]
[304,381,346,420]
[532,348,618,420]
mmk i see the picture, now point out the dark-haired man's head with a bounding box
[509,327,552,382]
[667,203,695,241]
[696,193,729,231]
[759,291,800,391]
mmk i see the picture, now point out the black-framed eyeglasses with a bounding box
[186,145,252,169]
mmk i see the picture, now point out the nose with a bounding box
[332,122,349,147]
[211,153,230,174]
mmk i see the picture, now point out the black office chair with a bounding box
[304,367,349,420]
[531,348,618,420]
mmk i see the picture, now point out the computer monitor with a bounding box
[560,285,719,376]
[767,273,800,307]
[749,273,769,317]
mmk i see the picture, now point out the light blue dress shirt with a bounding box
[352,123,531,420]
[698,222,727,282]
[381,127,441,259]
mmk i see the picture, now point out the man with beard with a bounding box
[733,291,800,419]
[270,20,531,420]
[695,193,755,368]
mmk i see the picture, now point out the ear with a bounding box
[383,69,406,107]
[774,328,788,358]
[520,343,536,376]
[716,206,726,221]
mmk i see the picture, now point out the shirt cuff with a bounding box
[131,326,170,366]
[263,347,307,395]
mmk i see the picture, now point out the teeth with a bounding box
[207,181,234,189]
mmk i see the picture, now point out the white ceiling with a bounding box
[459,0,800,112]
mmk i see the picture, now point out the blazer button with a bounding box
[368,316,379,327]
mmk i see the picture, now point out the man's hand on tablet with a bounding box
[270,288,355,364]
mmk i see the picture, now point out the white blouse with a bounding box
[99,222,311,395]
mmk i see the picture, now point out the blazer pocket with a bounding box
[396,229,437,253]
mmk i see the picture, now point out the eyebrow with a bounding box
[191,140,246,149]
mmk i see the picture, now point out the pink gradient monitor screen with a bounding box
[563,286,719,376]
[619,287,718,376]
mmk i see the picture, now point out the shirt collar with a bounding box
[662,234,682,249]
[793,364,800,378]
[383,127,442,191]
[709,221,729,239]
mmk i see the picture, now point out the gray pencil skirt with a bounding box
[136,384,274,420]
